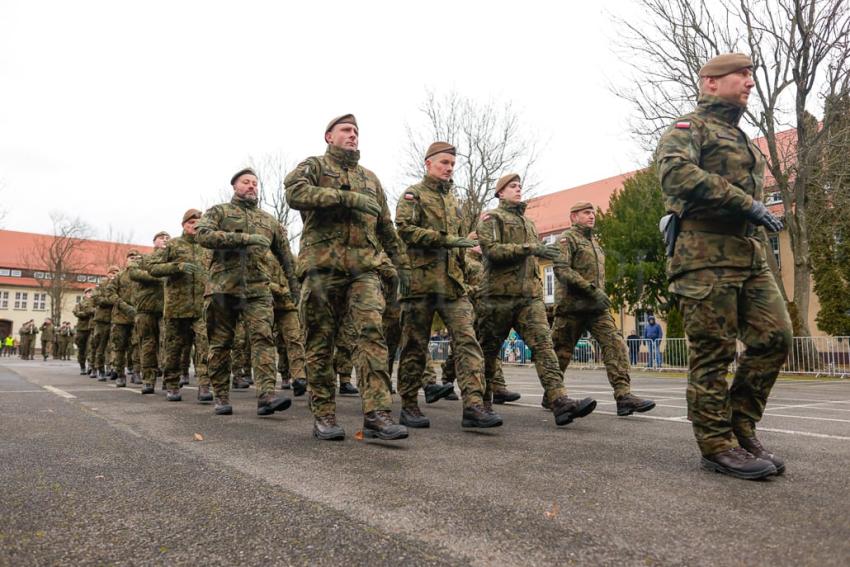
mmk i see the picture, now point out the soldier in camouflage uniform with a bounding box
[656,53,790,480]
[478,174,596,426]
[91,267,119,380]
[551,201,656,418]
[73,289,95,374]
[105,250,141,387]
[39,318,54,361]
[378,254,401,390]
[285,114,409,441]
[196,170,293,418]
[266,246,308,394]
[130,230,169,394]
[150,210,212,402]
[395,141,500,429]
[57,322,74,360]
[230,320,253,389]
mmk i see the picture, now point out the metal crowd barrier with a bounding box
[428,336,850,377]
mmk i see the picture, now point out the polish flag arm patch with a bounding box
[403,193,415,200]
[675,121,691,129]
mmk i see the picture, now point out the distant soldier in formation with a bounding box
[656,53,789,480]
[73,290,95,374]
[105,250,141,387]
[19,320,37,360]
[197,169,293,417]
[91,267,119,380]
[395,141,500,429]
[39,318,54,361]
[130,230,169,394]
[151,209,212,402]
[550,201,655,418]
[286,114,409,440]
[57,322,74,360]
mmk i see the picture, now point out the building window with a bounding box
[542,234,558,245]
[14,292,28,310]
[0,291,7,309]
[33,293,47,311]
[10,270,21,277]
[544,266,554,303]
[77,275,87,282]
[87,276,98,283]
[34,272,44,279]
[0,268,9,276]
[769,234,781,269]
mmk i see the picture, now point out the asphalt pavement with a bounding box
[2,358,849,566]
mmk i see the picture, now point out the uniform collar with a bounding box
[574,224,593,238]
[422,174,453,193]
[182,231,196,243]
[230,194,257,209]
[326,144,360,169]
[697,94,747,126]
[498,200,527,215]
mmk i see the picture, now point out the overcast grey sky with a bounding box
[1,0,646,245]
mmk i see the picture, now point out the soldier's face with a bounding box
[425,153,455,181]
[708,68,754,107]
[153,234,169,249]
[325,124,359,150]
[571,209,596,228]
[183,217,199,235]
[500,181,522,204]
[233,174,259,202]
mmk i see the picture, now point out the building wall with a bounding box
[0,284,86,342]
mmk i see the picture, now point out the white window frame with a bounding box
[14,291,28,310]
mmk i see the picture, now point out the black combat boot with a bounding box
[339,382,359,396]
[178,374,190,387]
[292,378,307,397]
[97,369,107,382]
[551,396,597,426]
[364,410,409,440]
[232,375,250,389]
[89,368,98,379]
[442,381,458,400]
[214,396,233,415]
[616,394,656,416]
[141,383,155,395]
[257,393,292,416]
[165,388,182,402]
[399,405,430,428]
[701,447,777,480]
[313,414,345,440]
[108,370,118,381]
[493,388,521,404]
[462,404,503,428]
[424,382,454,404]
[736,434,785,475]
[280,377,292,390]
[197,385,213,403]
[79,365,88,375]
[115,375,127,388]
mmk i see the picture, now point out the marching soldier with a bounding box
[105,250,141,387]
[130,230,169,394]
[656,53,790,479]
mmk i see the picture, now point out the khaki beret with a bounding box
[570,201,594,213]
[325,113,358,135]
[699,53,753,77]
[495,173,521,197]
[182,208,202,224]
[425,141,456,161]
[230,167,257,186]
[152,230,170,241]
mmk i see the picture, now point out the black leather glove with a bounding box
[746,200,783,232]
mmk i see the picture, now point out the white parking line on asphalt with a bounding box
[766,401,850,413]
[42,385,76,399]
[0,389,52,394]
[759,427,850,441]
[761,412,850,424]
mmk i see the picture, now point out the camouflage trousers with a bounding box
[478,296,566,404]
[275,308,306,381]
[674,268,792,456]
[232,319,251,380]
[300,271,392,417]
[162,316,209,389]
[135,312,162,385]
[91,321,112,370]
[108,323,133,376]
[551,310,631,398]
[398,294,484,408]
[332,313,355,385]
[206,294,275,397]
[443,298,505,390]
[384,300,402,379]
[40,340,51,359]
[19,336,31,359]
[75,330,90,369]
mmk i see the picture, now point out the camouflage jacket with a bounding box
[129,250,165,314]
[285,144,408,277]
[73,296,95,332]
[463,250,485,304]
[656,94,768,280]
[40,322,54,342]
[554,225,607,313]
[477,200,544,299]
[104,267,136,325]
[92,283,114,323]
[376,252,399,306]
[195,195,285,299]
[58,325,74,338]
[395,175,466,299]
[265,251,296,312]
[20,322,37,337]
[149,233,210,319]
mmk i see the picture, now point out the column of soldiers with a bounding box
[64,56,792,480]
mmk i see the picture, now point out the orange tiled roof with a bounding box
[0,229,153,276]
[527,128,795,236]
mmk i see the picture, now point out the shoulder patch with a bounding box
[675,121,691,129]
[403,193,415,200]
[481,214,491,221]
[560,238,567,243]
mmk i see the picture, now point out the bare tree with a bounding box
[249,153,302,245]
[404,90,541,235]
[612,0,850,335]
[21,212,95,324]
[97,226,136,271]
